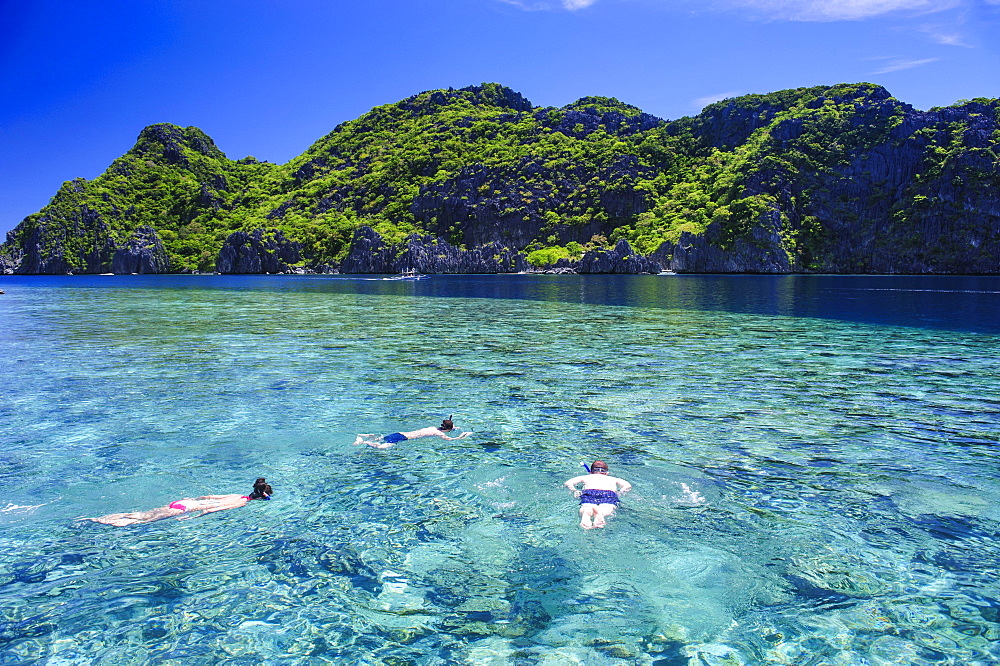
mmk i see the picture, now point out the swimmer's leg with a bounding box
[368,440,394,449]
[90,507,183,526]
[579,504,598,529]
[593,503,616,528]
[89,512,143,527]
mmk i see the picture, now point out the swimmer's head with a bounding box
[441,415,455,431]
[249,477,273,500]
[591,460,609,474]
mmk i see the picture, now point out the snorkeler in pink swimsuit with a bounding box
[89,478,272,526]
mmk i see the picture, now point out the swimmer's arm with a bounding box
[441,431,472,440]
[617,480,633,494]
[564,476,586,490]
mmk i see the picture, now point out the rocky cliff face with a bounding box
[577,239,662,274]
[111,226,170,274]
[670,220,792,274]
[338,226,659,274]
[339,226,530,274]
[661,87,1000,274]
[801,100,1000,274]
[0,211,170,275]
[216,229,302,274]
[408,155,657,250]
[3,82,999,275]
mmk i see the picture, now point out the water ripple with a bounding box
[2,275,1000,662]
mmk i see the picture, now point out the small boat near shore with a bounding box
[382,269,428,281]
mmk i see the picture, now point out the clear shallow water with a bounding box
[1,274,1000,664]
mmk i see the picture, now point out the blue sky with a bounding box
[2,0,999,236]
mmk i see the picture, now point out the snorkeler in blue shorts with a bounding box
[564,460,632,529]
[354,417,471,449]
[578,489,620,505]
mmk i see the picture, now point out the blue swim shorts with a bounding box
[580,489,619,505]
[383,433,408,444]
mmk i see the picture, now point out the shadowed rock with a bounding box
[111,226,170,274]
[216,229,302,274]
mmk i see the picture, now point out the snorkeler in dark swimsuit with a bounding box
[354,417,471,449]
[564,461,632,529]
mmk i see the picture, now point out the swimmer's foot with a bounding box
[353,435,364,446]
[593,518,606,528]
[581,521,594,529]
[368,441,393,450]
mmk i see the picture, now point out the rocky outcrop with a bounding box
[4,83,999,275]
[339,227,664,274]
[535,99,663,139]
[6,207,104,274]
[340,226,529,274]
[400,84,535,115]
[0,231,24,275]
[409,155,657,250]
[111,226,170,274]
[797,100,1000,274]
[337,227,395,273]
[0,214,171,275]
[659,90,1000,275]
[669,208,794,274]
[130,124,227,166]
[216,229,303,273]
[577,239,661,273]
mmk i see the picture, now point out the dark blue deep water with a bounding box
[1,274,999,664]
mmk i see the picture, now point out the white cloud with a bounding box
[495,0,596,9]
[712,0,960,21]
[913,17,974,46]
[494,0,549,10]
[869,56,939,73]
[924,29,969,45]
[497,0,965,19]
[692,91,743,109]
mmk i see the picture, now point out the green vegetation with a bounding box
[8,125,276,272]
[4,82,998,273]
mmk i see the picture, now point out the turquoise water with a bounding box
[2,274,999,664]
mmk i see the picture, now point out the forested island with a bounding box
[2,82,998,275]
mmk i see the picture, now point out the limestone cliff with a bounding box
[2,82,998,275]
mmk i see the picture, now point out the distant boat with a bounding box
[657,269,676,275]
[382,269,428,281]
